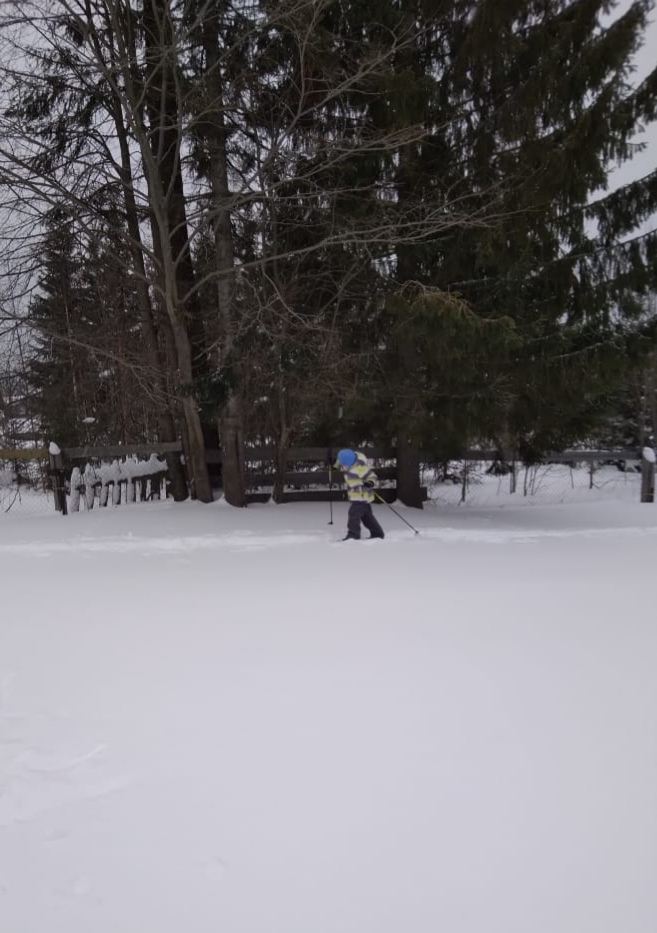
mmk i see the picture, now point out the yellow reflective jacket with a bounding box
[337,451,377,502]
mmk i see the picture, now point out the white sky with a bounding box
[606,0,657,192]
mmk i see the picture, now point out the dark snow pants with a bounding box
[347,501,385,539]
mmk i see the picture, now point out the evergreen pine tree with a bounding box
[335,0,657,480]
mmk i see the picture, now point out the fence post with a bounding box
[641,447,655,503]
[48,442,67,515]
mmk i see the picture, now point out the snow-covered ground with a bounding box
[1,495,656,933]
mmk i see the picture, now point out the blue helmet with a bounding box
[337,448,357,467]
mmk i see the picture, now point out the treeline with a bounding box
[0,0,656,506]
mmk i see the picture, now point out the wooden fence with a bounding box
[2,442,653,513]
[232,446,402,503]
[48,443,407,509]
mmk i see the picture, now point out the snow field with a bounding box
[0,498,656,933]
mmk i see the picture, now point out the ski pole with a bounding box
[327,450,334,525]
[374,492,420,535]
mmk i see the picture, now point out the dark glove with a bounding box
[364,480,375,489]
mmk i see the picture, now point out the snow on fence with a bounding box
[67,454,169,512]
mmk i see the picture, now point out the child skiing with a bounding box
[334,448,385,540]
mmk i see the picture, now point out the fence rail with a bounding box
[57,443,644,467]
[207,446,396,465]
[462,448,639,463]
[0,447,49,460]
[63,442,182,459]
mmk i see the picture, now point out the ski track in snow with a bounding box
[0,679,133,830]
[0,523,655,556]
[0,532,318,556]
[0,773,135,828]
[0,736,134,827]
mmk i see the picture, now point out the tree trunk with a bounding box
[496,424,517,494]
[272,388,289,504]
[137,0,212,500]
[390,5,425,509]
[181,395,213,502]
[112,98,188,500]
[203,12,245,506]
[393,298,423,507]
[392,295,423,507]
[393,120,423,504]
[142,0,208,374]
[220,396,245,505]
[171,320,213,503]
[396,427,423,507]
